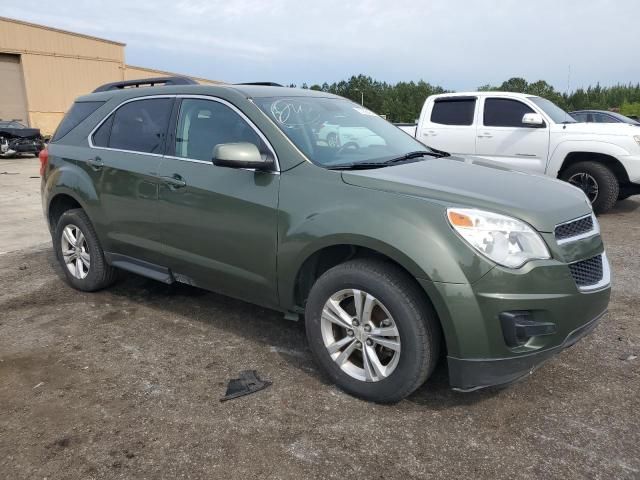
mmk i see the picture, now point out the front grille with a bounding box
[568,255,603,287]
[555,215,594,241]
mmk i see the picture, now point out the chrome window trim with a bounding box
[575,252,611,293]
[87,94,280,172]
[555,213,600,245]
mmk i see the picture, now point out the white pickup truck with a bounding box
[411,91,640,212]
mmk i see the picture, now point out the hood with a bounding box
[341,156,591,233]
[0,127,41,139]
[556,122,639,136]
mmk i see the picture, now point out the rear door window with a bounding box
[107,98,173,154]
[430,98,476,126]
[52,101,105,142]
[483,98,535,127]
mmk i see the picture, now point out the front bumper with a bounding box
[448,309,606,391]
[417,244,611,391]
[619,154,640,184]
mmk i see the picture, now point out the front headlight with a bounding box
[633,135,640,147]
[447,208,551,268]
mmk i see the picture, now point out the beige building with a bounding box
[0,16,223,135]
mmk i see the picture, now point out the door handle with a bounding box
[477,134,493,138]
[161,174,187,189]
[87,157,104,171]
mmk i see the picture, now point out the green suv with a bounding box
[41,78,611,403]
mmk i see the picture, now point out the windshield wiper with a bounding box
[382,150,446,164]
[328,150,447,170]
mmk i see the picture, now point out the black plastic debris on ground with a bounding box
[220,370,272,402]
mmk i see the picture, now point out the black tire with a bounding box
[53,208,118,291]
[305,258,441,403]
[560,161,619,214]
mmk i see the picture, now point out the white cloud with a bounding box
[1,0,638,90]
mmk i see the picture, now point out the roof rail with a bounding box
[235,82,284,87]
[92,76,198,93]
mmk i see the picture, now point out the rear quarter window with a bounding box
[430,98,476,126]
[51,101,105,142]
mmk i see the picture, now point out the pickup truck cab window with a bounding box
[483,98,536,127]
[430,98,475,126]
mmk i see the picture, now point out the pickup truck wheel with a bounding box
[53,209,118,292]
[560,161,619,213]
[326,132,339,148]
[305,258,441,403]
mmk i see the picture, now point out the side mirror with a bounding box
[212,142,273,170]
[522,113,545,127]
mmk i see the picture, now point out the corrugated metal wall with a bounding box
[0,17,222,135]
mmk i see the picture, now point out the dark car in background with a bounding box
[0,120,45,157]
[570,110,640,126]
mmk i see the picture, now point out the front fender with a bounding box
[276,163,494,310]
[547,140,631,177]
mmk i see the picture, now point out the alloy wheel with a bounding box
[568,172,599,203]
[61,224,90,279]
[320,289,401,382]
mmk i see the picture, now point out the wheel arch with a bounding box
[287,237,430,308]
[290,240,451,357]
[558,151,630,185]
[47,191,88,232]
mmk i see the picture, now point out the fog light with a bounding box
[499,311,556,347]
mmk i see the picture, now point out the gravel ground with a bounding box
[0,178,638,478]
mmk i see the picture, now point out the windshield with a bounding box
[528,97,576,124]
[254,96,434,167]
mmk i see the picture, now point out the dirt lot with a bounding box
[0,158,639,479]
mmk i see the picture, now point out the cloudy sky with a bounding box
[3,0,638,91]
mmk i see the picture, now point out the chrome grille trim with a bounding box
[555,213,599,245]
[569,252,611,292]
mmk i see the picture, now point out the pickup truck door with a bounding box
[475,97,550,174]
[157,97,280,309]
[418,97,477,155]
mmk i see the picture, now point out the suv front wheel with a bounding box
[53,209,118,291]
[305,258,441,403]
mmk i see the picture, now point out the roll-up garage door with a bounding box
[0,54,29,125]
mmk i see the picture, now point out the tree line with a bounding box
[289,75,640,123]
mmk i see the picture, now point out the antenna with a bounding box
[565,64,571,125]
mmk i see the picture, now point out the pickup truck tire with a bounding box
[305,258,441,403]
[54,208,118,292]
[560,161,619,213]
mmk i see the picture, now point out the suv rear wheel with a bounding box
[560,161,619,213]
[54,209,118,291]
[305,258,441,403]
